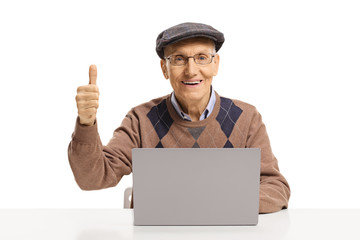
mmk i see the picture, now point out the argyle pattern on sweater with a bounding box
[146,97,243,148]
[69,92,291,213]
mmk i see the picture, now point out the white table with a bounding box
[0,209,359,240]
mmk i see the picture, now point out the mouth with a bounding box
[181,80,203,86]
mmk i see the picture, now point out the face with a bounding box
[161,38,220,107]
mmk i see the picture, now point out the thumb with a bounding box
[89,64,97,85]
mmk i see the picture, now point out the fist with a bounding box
[76,65,99,126]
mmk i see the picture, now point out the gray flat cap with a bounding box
[156,22,225,59]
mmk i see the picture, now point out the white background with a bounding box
[0,0,359,208]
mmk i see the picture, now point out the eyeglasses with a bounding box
[165,53,215,66]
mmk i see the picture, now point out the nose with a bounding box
[184,57,198,77]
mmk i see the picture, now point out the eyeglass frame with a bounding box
[165,53,216,66]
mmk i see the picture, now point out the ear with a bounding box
[212,54,220,76]
[160,59,169,79]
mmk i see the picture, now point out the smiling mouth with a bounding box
[181,80,203,86]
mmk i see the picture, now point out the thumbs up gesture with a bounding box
[76,65,99,126]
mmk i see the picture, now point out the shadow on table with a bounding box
[77,229,124,240]
[132,210,290,239]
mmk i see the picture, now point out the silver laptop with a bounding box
[132,148,260,226]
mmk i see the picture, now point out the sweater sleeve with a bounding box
[67,112,140,190]
[246,108,291,213]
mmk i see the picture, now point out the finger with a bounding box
[89,64,97,85]
[77,100,99,110]
[77,84,99,93]
[78,108,97,117]
[76,92,99,102]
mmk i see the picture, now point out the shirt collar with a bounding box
[170,86,216,121]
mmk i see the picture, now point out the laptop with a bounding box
[132,148,261,226]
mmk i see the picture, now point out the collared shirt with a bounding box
[170,86,216,121]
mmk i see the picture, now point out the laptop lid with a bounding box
[132,148,260,226]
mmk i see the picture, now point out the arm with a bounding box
[68,64,139,190]
[67,113,140,190]
[246,109,291,213]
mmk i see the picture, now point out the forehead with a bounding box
[164,37,215,56]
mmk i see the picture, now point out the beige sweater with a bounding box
[68,92,290,213]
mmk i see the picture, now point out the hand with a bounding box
[76,65,99,126]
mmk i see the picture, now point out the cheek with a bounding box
[169,73,181,88]
[200,67,216,79]
[169,68,183,81]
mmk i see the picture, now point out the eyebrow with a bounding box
[169,50,213,56]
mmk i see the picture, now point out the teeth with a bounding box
[183,81,201,85]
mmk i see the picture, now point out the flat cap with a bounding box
[156,22,225,59]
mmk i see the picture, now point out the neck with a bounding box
[176,95,210,122]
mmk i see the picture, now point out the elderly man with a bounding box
[68,22,290,213]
